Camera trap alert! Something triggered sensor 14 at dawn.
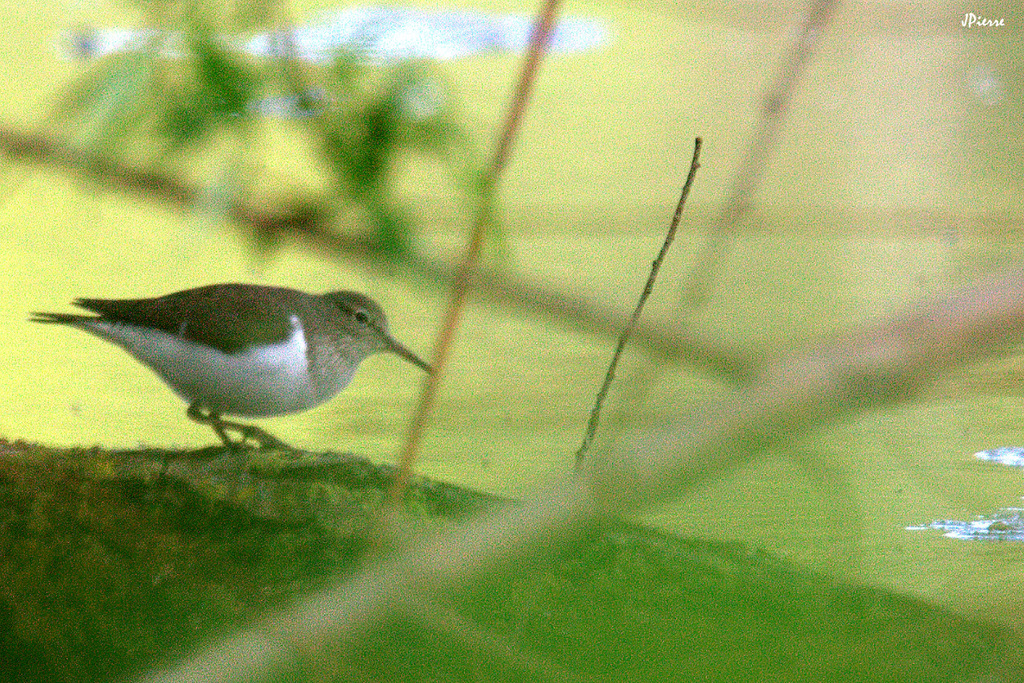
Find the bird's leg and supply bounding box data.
[186,402,293,451]
[186,402,235,448]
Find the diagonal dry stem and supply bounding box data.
[0,125,755,384]
[383,0,565,511]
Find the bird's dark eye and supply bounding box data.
[354,308,369,324]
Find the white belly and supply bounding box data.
[80,315,328,417]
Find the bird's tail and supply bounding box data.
[28,312,93,325]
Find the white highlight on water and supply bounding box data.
[59,4,610,65]
[905,446,1024,542]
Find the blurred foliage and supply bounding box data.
[161,31,258,145]
[48,0,499,261]
[311,56,480,256]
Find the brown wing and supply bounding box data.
[73,284,303,354]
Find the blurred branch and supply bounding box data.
[0,125,755,383]
[139,266,1024,683]
[398,591,584,683]
[683,0,841,306]
[585,0,843,496]
[386,0,563,509]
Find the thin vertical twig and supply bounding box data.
[575,138,703,469]
[384,0,564,510]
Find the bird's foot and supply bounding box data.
[186,403,296,453]
[230,422,294,451]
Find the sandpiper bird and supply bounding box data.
[32,283,431,449]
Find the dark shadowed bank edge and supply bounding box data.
[0,438,1022,683]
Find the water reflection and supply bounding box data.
[58,5,610,65]
[906,446,1024,541]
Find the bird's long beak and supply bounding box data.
[386,335,432,373]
